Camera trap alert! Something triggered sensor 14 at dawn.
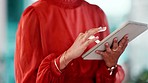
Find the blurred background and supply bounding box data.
[0,0,148,83]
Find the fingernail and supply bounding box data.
[125,34,128,38]
[95,50,99,53]
[88,35,95,39]
[98,27,106,32]
[96,36,99,39]
[105,42,108,46]
[114,37,118,41]
[95,40,100,43]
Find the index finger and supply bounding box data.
[85,28,103,39]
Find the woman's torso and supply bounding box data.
[32,0,109,82]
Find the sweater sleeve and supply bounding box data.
[15,6,65,83]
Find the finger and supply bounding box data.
[76,33,85,41]
[119,34,128,49]
[95,50,109,60]
[83,28,100,40]
[79,33,84,36]
[98,27,107,32]
[105,43,112,53]
[95,50,104,57]
[112,37,118,50]
[121,38,129,51]
[78,33,85,39]
[82,37,98,47]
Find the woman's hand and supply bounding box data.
[95,34,129,67]
[60,28,101,69]
[66,28,100,60]
[60,27,107,69]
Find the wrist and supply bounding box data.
[107,65,118,75]
[106,61,117,68]
[60,51,73,69]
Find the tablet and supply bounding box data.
[82,21,148,60]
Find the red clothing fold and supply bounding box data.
[15,0,125,83]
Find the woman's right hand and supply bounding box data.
[66,28,99,60]
[60,28,104,69]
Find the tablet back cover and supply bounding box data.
[82,21,148,60]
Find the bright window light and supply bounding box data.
[86,0,131,17]
[32,0,37,2]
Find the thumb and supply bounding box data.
[95,50,104,57]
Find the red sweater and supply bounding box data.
[14,0,125,83]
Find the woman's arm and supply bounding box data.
[15,6,65,83]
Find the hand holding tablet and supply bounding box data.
[82,21,148,60]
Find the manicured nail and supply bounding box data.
[95,50,99,53]
[98,27,106,32]
[88,35,95,39]
[114,38,118,43]
[125,34,128,38]
[114,37,117,41]
[96,36,99,39]
[105,42,108,45]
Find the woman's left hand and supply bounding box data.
[95,34,129,67]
